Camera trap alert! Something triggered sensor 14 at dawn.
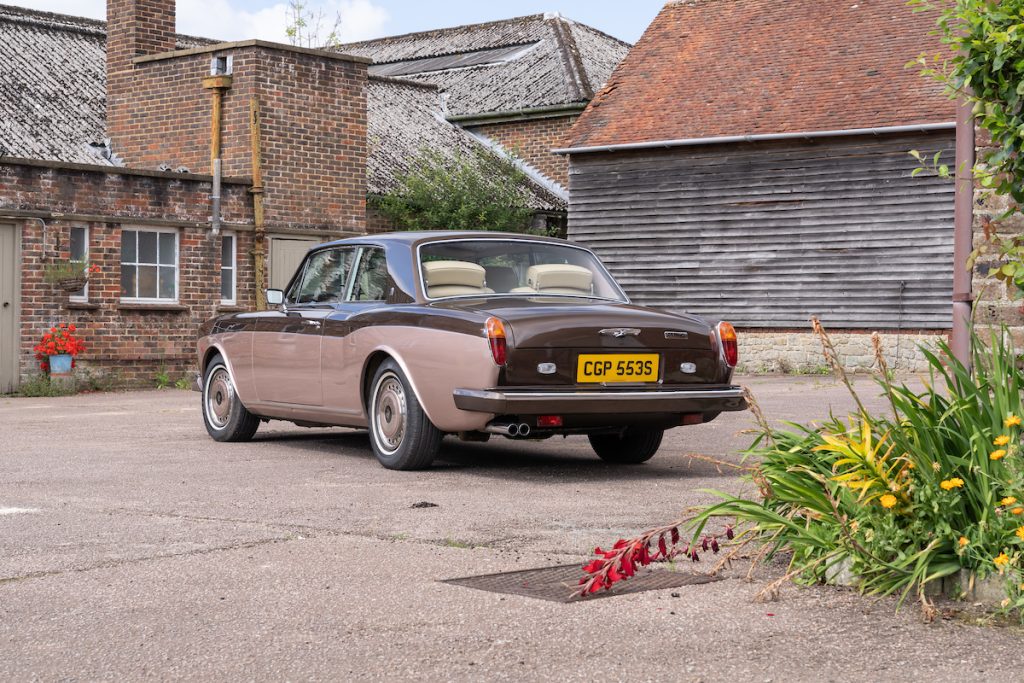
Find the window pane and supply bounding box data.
[221,268,232,301]
[138,232,157,264]
[352,249,387,301]
[296,249,349,304]
[158,266,175,299]
[138,265,158,299]
[158,232,175,265]
[221,235,234,268]
[121,230,136,262]
[121,265,137,298]
[70,227,87,261]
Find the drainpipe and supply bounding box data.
[202,74,233,237]
[249,96,268,311]
[951,98,975,367]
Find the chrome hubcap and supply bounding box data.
[373,373,407,455]
[206,368,234,430]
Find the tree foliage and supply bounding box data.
[372,147,538,233]
[912,0,1024,295]
[285,0,343,49]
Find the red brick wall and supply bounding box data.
[466,115,578,188]
[1,159,254,386]
[107,43,369,234]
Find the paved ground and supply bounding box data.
[2,375,1023,681]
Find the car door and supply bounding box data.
[253,247,354,405]
[322,246,390,414]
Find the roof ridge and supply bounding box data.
[0,2,106,36]
[362,40,540,66]
[339,13,551,49]
[546,13,594,101]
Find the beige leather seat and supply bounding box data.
[525,264,594,295]
[423,260,492,298]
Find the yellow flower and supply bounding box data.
[995,435,1011,447]
[958,536,969,548]
[1006,415,1022,428]
[992,449,1008,461]
[880,494,897,509]
[1016,526,1024,541]
[995,552,1011,572]
[1014,507,1024,516]
[940,478,965,491]
[1003,496,1018,506]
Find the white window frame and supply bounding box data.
[68,225,89,303]
[119,227,180,303]
[220,231,237,306]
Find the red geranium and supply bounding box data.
[33,323,86,373]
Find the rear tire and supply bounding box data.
[368,359,442,470]
[589,428,664,464]
[202,355,260,442]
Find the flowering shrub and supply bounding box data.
[33,323,86,373]
[578,323,1024,616]
[42,261,100,284]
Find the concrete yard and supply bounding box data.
[2,376,1023,681]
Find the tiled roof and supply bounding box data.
[0,4,209,164]
[340,13,630,119]
[368,76,563,210]
[0,3,563,210]
[568,0,955,149]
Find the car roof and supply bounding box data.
[317,231,573,250]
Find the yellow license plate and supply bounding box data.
[577,354,660,383]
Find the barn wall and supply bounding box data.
[567,132,956,331]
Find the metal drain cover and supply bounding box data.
[443,564,719,603]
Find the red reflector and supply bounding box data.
[537,415,563,428]
[682,413,703,426]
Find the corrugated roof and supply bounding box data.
[340,13,630,119]
[0,3,563,210]
[368,76,563,210]
[0,4,211,164]
[568,0,955,149]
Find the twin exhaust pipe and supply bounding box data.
[485,423,532,438]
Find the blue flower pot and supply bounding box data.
[49,354,73,375]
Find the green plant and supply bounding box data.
[579,323,1024,615]
[910,0,1024,296]
[372,147,537,233]
[14,373,78,397]
[154,367,171,389]
[174,377,191,391]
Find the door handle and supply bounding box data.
[2,302,8,308]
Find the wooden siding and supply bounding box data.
[567,132,956,329]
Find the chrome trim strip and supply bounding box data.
[454,387,746,402]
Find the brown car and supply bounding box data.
[197,232,747,470]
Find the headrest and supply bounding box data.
[423,260,486,288]
[526,264,593,292]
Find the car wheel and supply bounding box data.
[368,359,442,470]
[588,428,664,464]
[202,355,260,442]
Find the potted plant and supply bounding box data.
[33,323,86,376]
[43,261,99,293]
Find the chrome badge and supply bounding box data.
[599,328,641,338]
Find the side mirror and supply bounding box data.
[266,289,284,306]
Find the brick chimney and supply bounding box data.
[106,0,176,160]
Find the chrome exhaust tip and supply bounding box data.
[517,423,531,437]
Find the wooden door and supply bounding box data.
[0,223,18,393]
[269,237,320,291]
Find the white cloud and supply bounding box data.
[5,0,390,44]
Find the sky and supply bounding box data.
[6,0,665,44]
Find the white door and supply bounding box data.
[269,237,320,291]
[0,223,19,393]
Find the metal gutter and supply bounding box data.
[449,103,588,126]
[552,122,958,155]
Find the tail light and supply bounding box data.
[717,321,738,367]
[486,317,507,366]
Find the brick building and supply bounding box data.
[0,0,618,391]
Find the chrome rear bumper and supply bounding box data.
[453,386,747,415]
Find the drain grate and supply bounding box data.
[443,564,719,603]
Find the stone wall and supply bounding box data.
[0,158,254,386]
[736,329,947,375]
[465,115,578,189]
